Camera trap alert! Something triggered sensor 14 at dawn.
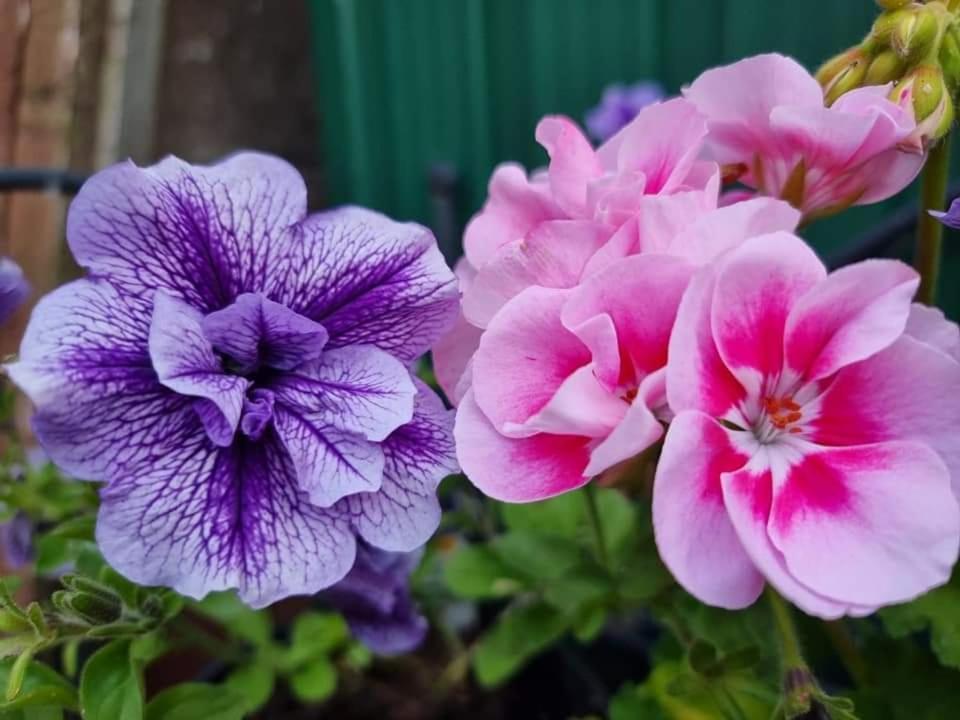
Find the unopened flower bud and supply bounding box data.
[62,591,123,626]
[891,65,955,145]
[866,50,906,84]
[876,0,912,10]
[892,7,941,63]
[816,47,864,89]
[872,9,911,48]
[823,51,869,105]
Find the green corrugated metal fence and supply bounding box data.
[308,0,960,312]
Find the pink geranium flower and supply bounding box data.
[685,53,924,220]
[434,99,716,406]
[451,200,800,503]
[654,233,960,618]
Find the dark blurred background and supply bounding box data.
[1,0,958,354]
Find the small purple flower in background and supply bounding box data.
[0,257,28,326]
[0,513,33,569]
[930,196,960,229]
[323,541,427,655]
[8,152,460,608]
[584,81,665,142]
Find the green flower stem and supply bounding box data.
[582,483,610,571]
[823,620,869,688]
[767,588,806,671]
[915,135,953,306]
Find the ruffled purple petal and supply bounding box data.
[149,292,248,446]
[6,279,187,481]
[272,407,385,508]
[267,207,459,364]
[96,422,356,608]
[201,292,328,373]
[930,196,960,230]
[66,153,307,311]
[269,346,415,442]
[336,380,458,552]
[0,258,28,326]
[323,542,427,655]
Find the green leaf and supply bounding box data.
[194,592,272,647]
[492,531,583,584]
[0,657,77,713]
[79,640,143,720]
[541,562,612,614]
[44,516,95,541]
[608,683,668,720]
[571,605,606,643]
[288,656,337,703]
[284,612,348,669]
[444,545,520,599]
[225,662,274,714]
[145,683,246,720]
[879,581,960,669]
[472,601,569,687]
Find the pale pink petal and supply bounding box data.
[720,455,864,619]
[652,411,764,609]
[585,369,665,476]
[463,164,561,268]
[609,98,709,194]
[850,146,925,206]
[462,220,608,326]
[767,442,959,606]
[535,116,603,217]
[686,53,824,125]
[455,390,590,502]
[586,171,648,227]
[684,54,824,165]
[433,259,481,406]
[663,198,801,265]
[433,316,481,407]
[711,233,826,389]
[559,311,621,390]
[509,364,626,438]
[563,254,695,380]
[905,303,960,361]
[666,265,746,420]
[784,260,918,381]
[811,334,960,495]
[471,286,588,433]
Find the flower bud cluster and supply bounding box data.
[818,1,960,146]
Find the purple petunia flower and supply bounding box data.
[930,196,960,229]
[0,513,33,569]
[7,153,460,607]
[584,81,665,143]
[0,257,28,326]
[323,541,427,655]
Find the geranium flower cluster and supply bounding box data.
[438,53,960,618]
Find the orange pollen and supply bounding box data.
[721,162,749,184]
[763,395,804,432]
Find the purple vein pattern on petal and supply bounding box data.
[6,279,187,481]
[10,152,459,607]
[337,379,459,551]
[96,425,356,608]
[149,291,248,446]
[67,153,307,311]
[267,207,459,363]
[202,292,329,373]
